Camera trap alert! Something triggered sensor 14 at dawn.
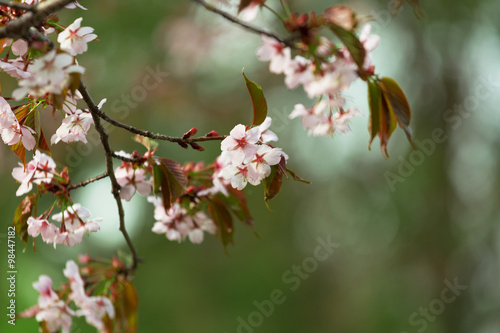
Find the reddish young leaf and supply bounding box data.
[242,71,268,127]
[10,141,26,165]
[207,199,234,249]
[284,167,311,184]
[133,134,158,151]
[155,158,187,211]
[263,156,287,209]
[379,77,415,148]
[378,88,398,158]
[114,278,138,333]
[226,187,254,227]
[13,194,38,246]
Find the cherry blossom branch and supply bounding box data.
[0,0,75,39]
[192,0,294,48]
[0,1,35,12]
[78,80,140,276]
[94,108,227,144]
[67,171,109,191]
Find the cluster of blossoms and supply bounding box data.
[114,151,153,202]
[217,117,288,190]
[256,24,379,136]
[0,14,98,150]
[149,198,217,244]
[29,260,114,333]
[11,151,101,247]
[27,203,101,248]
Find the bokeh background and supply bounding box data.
[1,0,500,332]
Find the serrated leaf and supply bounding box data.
[243,71,268,127]
[328,23,366,70]
[263,156,286,209]
[156,158,186,211]
[379,77,415,148]
[207,199,234,249]
[13,194,37,246]
[367,81,382,150]
[284,167,311,184]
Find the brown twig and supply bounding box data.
[94,109,227,145]
[192,0,294,48]
[0,0,75,39]
[78,80,140,276]
[67,172,109,191]
[0,1,36,12]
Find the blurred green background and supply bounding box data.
[1,0,500,332]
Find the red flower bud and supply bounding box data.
[182,127,198,139]
[190,143,205,151]
[205,130,219,137]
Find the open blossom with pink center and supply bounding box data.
[51,109,94,144]
[303,59,358,98]
[149,199,217,244]
[221,124,260,165]
[27,217,58,244]
[32,275,74,333]
[33,275,60,308]
[0,97,36,150]
[58,18,97,56]
[51,204,101,247]
[12,151,56,196]
[13,50,85,100]
[250,145,287,179]
[197,156,231,197]
[221,164,260,190]
[77,296,115,330]
[256,35,291,74]
[63,260,86,305]
[115,163,152,201]
[284,56,315,90]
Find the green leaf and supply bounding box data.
[367,80,382,150]
[379,77,415,148]
[13,194,37,247]
[243,70,268,126]
[133,134,158,151]
[207,199,234,249]
[328,23,366,70]
[263,156,287,209]
[156,158,186,211]
[378,86,398,158]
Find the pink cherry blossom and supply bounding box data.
[0,57,33,80]
[35,301,74,333]
[221,164,260,190]
[12,151,56,196]
[303,60,357,98]
[33,275,59,308]
[284,56,315,90]
[0,97,36,150]
[58,18,97,56]
[256,35,291,74]
[27,217,58,244]
[77,296,115,330]
[115,164,152,201]
[250,145,287,179]
[12,39,29,56]
[51,109,94,144]
[220,124,260,165]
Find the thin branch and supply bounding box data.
[78,80,140,276]
[192,0,294,48]
[0,1,36,12]
[112,152,146,163]
[94,108,227,144]
[0,0,74,39]
[67,172,109,191]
